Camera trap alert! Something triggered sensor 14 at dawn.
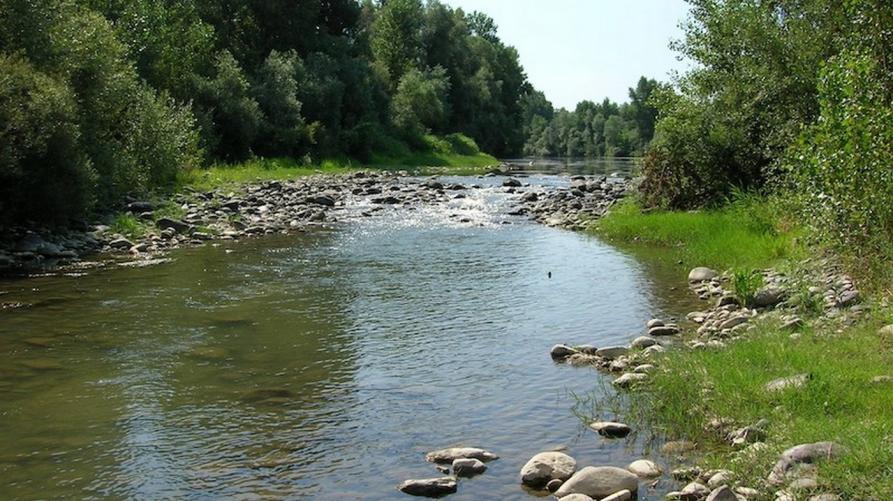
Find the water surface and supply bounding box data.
[0,173,696,499]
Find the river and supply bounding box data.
[0,163,700,499]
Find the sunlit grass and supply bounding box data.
[594,195,804,270]
[624,317,893,498]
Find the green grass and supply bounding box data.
[594,195,803,271]
[110,213,148,240]
[179,134,498,191]
[624,316,893,498]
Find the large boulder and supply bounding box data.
[425,447,498,464]
[519,451,576,487]
[397,477,457,497]
[689,267,718,283]
[554,466,638,499]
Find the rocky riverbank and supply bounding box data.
[0,169,629,277]
[547,259,870,501]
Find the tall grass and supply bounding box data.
[595,193,802,270]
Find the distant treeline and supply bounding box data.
[0,0,538,223]
[522,77,659,158]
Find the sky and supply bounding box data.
[441,0,692,110]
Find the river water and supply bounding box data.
[0,166,699,499]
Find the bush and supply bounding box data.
[0,54,92,224]
[786,49,893,273]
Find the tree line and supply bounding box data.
[0,0,537,224]
[521,77,659,158]
[638,0,893,265]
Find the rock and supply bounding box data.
[613,372,648,388]
[590,421,632,438]
[558,495,594,501]
[717,295,741,307]
[0,253,13,267]
[662,441,697,455]
[127,201,154,212]
[672,467,701,481]
[503,178,522,187]
[575,344,599,355]
[807,495,841,501]
[397,477,457,497]
[877,324,893,336]
[425,447,498,464]
[689,267,718,283]
[308,194,335,206]
[546,478,563,492]
[554,466,639,499]
[705,485,739,501]
[551,344,579,360]
[521,192,539,202]
[680,481,710,500]
[109,238,134,250]
[767,442,847,485]
[452,457,486,477]
[631,336,658,349]
[649,325,680,336]
[627,459,661,478]
[21,358,64,370]
[646,318,665,328]
[729,421,768,446]
[870,375,893,384]
[602,489,633,501]
[837,289,860,307]
[157,217,191,233]
[735,487,760,498]
[752,287,786,308]
[519,451,576,487]
[707,470,734,489]
[719,316,748,330]
[596,346,629,359]
[788,477,818,490]
[765,374,810,393]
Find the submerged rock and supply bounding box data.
[397,477,457,497]
[554,466,638,499]
[425,447,498,464]
[519,451,576,487]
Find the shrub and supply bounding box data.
[785,49,893,275]
[731,269,764,307]
[0,54,92,224]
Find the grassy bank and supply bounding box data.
[594,195,803,271]
[180,134,499,192]
[591,196,893,498]
[630,317,893,498]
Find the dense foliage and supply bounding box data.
[640,0,846,208]
[640,0,893,275]
[522,77,659,158]
[0,0,533,224]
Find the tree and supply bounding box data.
[371,0,423,88]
